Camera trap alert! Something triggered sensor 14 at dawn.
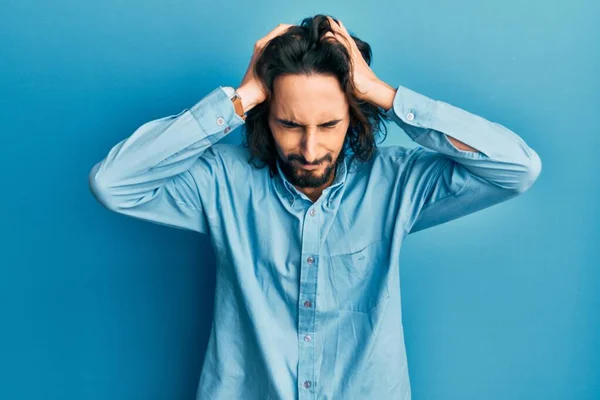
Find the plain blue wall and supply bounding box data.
[1,0,598,398]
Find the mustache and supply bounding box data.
[287,155,331,166]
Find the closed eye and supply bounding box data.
[277,118,342,129]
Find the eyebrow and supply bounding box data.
[275,118,343,127]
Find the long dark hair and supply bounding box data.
[241,14,390,177]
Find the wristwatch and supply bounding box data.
[222,86,246,120]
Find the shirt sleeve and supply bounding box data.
[385,85,542,235]
[88,86,245,234]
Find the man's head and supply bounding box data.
[268,73,349,189]
[242,14,389,190]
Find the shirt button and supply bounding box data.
[304,380,311,389]
[304,334,311,342]
[304,300,312,308]
[309,209,316,216]
[307,256,314,264]
[216,117,225,126]
[406,112,415,121]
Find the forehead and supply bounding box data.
[270,73,349,122]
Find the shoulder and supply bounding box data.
[211,142,250,163]
[373,144,421,164]
[351,145,447,187]
[373,145,454,188]
[352,145,422,176]
[202,142,262,179]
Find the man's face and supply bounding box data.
[268,73,350,190]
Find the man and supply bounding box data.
[89,15,541,400]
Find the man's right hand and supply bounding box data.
[236,23,294,114]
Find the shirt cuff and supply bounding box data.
[189,86,246,141]
[384,84,437,140]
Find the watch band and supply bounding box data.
[222,86,246,120]
[231,92,246,121]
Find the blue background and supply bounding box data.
[1,0,598,398]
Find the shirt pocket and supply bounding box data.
[329,239,390,313]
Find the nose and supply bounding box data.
[301,129,319,164]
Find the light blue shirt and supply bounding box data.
[89,85,542,399]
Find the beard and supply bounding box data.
[277,150,345,189]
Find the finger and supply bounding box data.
[321,31,337,42]
[336,19,350,36]
[322,30,350,53]
[331,18,363,61]
[258,23,294,47]
[327,17,347,36]
[326,17,353,50]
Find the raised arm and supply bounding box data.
[322,16,542,234]
[376,81,542,234]
[88,23,294,233]
[88,87,246,233]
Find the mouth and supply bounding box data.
[299,163,320,170]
